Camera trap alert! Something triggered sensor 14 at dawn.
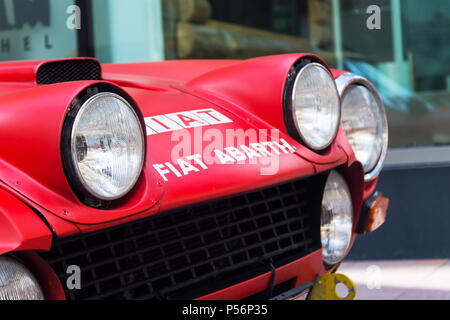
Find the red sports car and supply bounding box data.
[0,54,388,300]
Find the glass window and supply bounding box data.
[91,0,164,63]
[0,0,77,61]
[161,0,450,149]
[1,0,450,150]
[339,0,450,148]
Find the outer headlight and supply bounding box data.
[337,73,388,181]
[285,62,341,151]
[321,171,354,267]
[0,257,44,300]
[63,92,145,201]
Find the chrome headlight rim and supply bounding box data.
[284,60,341,152]
[336,73,389,182]
[62,87,146,204]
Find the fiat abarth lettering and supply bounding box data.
[144,109,234,135]
[153,138,297,181]
[0,53,390,300]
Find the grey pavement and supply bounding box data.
[339,260,450,300]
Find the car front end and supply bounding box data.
[0,53,389,300]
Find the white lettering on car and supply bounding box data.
[145,109,233,135]
[153,139,296,182]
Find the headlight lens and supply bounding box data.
[286,62,341,150]
[321,171,354,267]
[341,85,387,173]
[338,76,388,181]
[0,257,44,300]
[68,92,145,201]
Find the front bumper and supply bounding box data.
[199,253,357,301]
[271,273,356,300]
[199,250,323,300]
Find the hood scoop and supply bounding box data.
[36,58,102,84]
[0,58,102,85]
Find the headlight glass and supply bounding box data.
[321,171,353,267]
[0,257,44,300]
[69,92,145,200]
[341,84,388,176]
[288,63,341,150]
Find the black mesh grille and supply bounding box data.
[36,59,102,84]
[40,175,325,300]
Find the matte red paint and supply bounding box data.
[0,188,52,255]
[331,68,348,79]
[198,250,324,300]
[0,54,383,299]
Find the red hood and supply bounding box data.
[0,55,357,237]
[103,59,241,88]
[102,54,330,134]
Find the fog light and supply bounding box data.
[0,257,44,300]
[320,171,354,267]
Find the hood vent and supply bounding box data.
[36,59,102,85]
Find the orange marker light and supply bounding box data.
[359,193,389,234]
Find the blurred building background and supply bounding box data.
[1,0,450,260]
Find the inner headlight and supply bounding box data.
[321,171,354,267]
[338,74,388,181]
[0,257,44,300]
[285,62,341,151]
[63,91,145,201]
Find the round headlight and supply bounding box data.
[0,257,44,300]
[285,62,341,150]
[64,92,145,201]
[337,74,388,181]
[321,171,354,267]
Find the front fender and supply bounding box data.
[0,81,163,226]
[0,188,52,255]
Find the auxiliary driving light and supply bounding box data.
[320,171,354,267]
[0,257,44,300]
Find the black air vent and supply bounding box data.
[36,59,102,85]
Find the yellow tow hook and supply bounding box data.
[309,273,356,300]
